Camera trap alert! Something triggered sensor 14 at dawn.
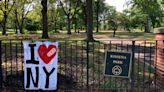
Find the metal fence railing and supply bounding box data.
[0,40,163,92]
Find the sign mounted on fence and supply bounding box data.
[104,51,132,78]
[23,41,58,90]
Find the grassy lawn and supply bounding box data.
[0,29,155,40]
[94,30,155,40]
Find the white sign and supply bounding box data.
[23,41,58,90]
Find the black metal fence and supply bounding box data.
[0,40,163,92]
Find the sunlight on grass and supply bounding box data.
[0,29,156,41]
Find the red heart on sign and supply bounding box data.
[38,44,57,64]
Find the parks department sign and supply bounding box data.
[104,51,132,78]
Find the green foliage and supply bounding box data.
[0,10,3,22]
[99,4,117,30]
[25,19,39,31]
[47,0,67,32]
[25,8,41,32]
[0,0,164,36]
[127,0,164,28]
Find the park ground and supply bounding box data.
[0,30,155,41]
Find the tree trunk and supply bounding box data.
[2,25,6,35]
[14,9,18,34]
[86,0,94,41]
[74,18,77,33]
[2,17,7,35]
[54,21,57,32]
[19,19,24,34]
[82,4,87,33]
[84,10,87,33]
[140,26,143,31]
[84,12,87,33]
[19,26,23,34]
[144,16,151,33]
[2,0,7,35]
[67,17,71,34]
[19,18,24,34]
[96,17,99,33]
[41,0,49,38]
[113,30,116,37]
[15,28,18,34]
[96,1,99,33]
[85,16,87,33]
[103,15,106,30]
[15,20,18,34]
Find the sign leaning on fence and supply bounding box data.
[23,41,58,90]
[104,51,132,78]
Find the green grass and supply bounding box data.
[94,30,155,40]
[0,29,156,41]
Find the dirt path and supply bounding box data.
[94,35,155,69]
[94,35,155,46]
[94,35,140,41]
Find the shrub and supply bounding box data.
[25,19,40,32]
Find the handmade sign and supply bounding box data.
[104,51,132,78]
[23,41,58,90]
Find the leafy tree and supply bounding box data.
[110,19,118,37]
[120,9,145,32]
[25,18,39,32]
[13,0,33,34]
[79,0,87,32]
[100,4,116,30]
[0,0,14,35]
[129,8,145,30]
[57,8,67,31]
[59,0,79,34]
[106,8,119,36]
[127,0,163,32]
[48,0,61,33]
[93,0,106,32]
[72,7,83,33]
[117,11,132,32]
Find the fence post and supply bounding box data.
[154,27,164,90]
[0,40,2,88]
[131,41,135,92]
[86,41,89,90]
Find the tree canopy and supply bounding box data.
[0,0,163,38]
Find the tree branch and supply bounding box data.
[72,0,80,18]
[24,0,34,18]
[59,0,69,16]
[7,0,15,15]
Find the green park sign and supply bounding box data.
[104,51,132,78]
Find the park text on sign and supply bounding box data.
[104,51,132,78]
[23,41,58,90]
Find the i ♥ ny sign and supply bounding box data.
[23,41,58,90]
